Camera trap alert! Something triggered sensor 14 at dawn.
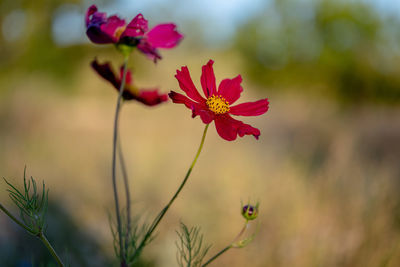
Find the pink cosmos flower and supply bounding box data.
[85,5,183,62]
[169,60,269,141]
[91,59,168,106]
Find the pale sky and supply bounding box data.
[46,0,400,45]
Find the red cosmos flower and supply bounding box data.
[85,5,183,61]
[169,60,269,141]
[91,59,168,106]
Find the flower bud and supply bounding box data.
[241,203,259,221]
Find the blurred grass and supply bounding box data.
[1,0,400,266]
[1,50,400,266]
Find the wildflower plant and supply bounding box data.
[175,222,212,267]
[1,4,269,267]
[0,169,64,266]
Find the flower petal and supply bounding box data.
[229,99,269,116]
[85,5,100,27]
[86,27,115,43]
[85,6,116,44]
[91,59,136,100]
[137,40,162,63]
[100,15,126,42]
[121,13,148,38]
[217,75,243,104]
[91,59,119,88]
[134,89,168,106]
[169,91,214,123]
[175,66,205,103]
[200,60,217,98]
[146,23,183,48]
[214,114,261,141]
[119,66,133,85]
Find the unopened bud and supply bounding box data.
[241,203,259,221]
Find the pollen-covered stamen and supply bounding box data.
[206,95,230,114]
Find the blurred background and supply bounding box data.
[1,0,400,266]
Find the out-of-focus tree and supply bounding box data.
[234,0,400,104]
[0,0,110,85]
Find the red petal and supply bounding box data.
[121,13,148,38]
[119,66,133,85]
[91,59,120,88]
[168,91,213,124]
[91,59,136,100]
[214,114,261,141]
[217,75,243,104]
[169,91,197,108]
[230,99,269,116]
[175,66,205,103]
[135,89,168,106]
[146,23,183,48]
[200,60,216,98]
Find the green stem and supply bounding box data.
[201,222,248,266]
[201,245,232,267]
[118,129,132,258]
[132,124,210,260]
[0,203,36,235]
[112,56,129,264]
[0,204,64,266]
[38,231,64,267]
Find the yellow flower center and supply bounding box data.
[206,95,230,114]
[114,25,127,39]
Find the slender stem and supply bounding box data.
[231,222,248,244]
[0,204,64,266]
[112,56,129,264]
[132,124,210,260]
[202,222,248,266]
[38,231,64,267]
[118,128,132,258]
[201,245,232,267]
[0,203,36,235]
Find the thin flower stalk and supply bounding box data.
[201,223,248,267]
[1,173,64,266]
[37,231,64,267]
[118,132,132,258]
[202,202,259,267]
[111,56,129,266]
[201,245,231,267]
[0,203,36,235]
[132,124,210,260]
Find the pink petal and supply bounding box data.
[100,15,126,42]
[137,40,162,63]
[200,60,217,98]
[175,66,205,103]
[217,75,243,104]
[85,6,116,43]
[121,13,148,38]
[146,23,183,48]
[85,5,99,26]
[135,89,168,106]
[168,91,214,124]
[230,99,269,116]
[214,114,261,141]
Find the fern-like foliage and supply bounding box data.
[175,222,211,267]
[4,168,48,235]
[109,212,154,264]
